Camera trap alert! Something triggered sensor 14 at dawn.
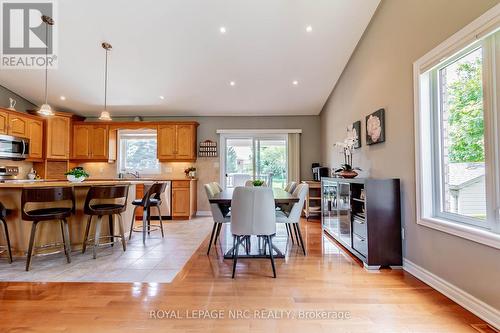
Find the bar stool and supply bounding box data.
[129,182,167,244]
[0,202,12,263]
[21,187,73,271]
[82,185,129,259]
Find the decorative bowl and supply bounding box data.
[67,175,86,182]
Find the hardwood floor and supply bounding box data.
[0,218,494,333]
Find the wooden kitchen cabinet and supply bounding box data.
[46,115,71,159]
[172,180,197,219]
[71,123,112,161]
[157,123,197,161]
[0,110,8,134]
[27,118,44,160]
[8,114,29,138]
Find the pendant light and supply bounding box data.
[99,42,112,121]
[38,15,54,116]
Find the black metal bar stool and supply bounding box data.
[21,187,74,271]
[0,202,13,263]
[82,185,129,259]
[129,182,167,244]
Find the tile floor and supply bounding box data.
[0,218,213,283]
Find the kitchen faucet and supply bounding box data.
[126,170,140,178]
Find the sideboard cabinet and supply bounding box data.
[321,177,402,269]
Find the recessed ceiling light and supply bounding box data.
[219,26,227,34]
[59,96,66,100]
[229,81,236,86]
[306,25,313,32]
[292,80,299,86]
[159,95,165,100]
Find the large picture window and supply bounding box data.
[414,8,500,248]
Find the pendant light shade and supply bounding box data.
[38,103,53,116]
[99,42,112,121]
[38,15,54,116]
[98,110,111,121]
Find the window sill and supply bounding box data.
[418,217,500,250]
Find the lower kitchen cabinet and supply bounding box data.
[172,179,197,219]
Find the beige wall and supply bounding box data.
[83,115,321,212]
[321,0,500,310]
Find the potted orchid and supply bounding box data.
[334,125,361,178]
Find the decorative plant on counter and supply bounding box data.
[252,179,265,186]
[65,167,89,182]
[334,125,362,178]
[184,166,197,179]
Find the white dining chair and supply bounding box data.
[231,186,277,278]
[284,181,297,193]
[204,183,230,255]
[276,183,308,255]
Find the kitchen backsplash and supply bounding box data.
[76,161,196,179]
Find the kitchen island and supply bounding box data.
[0,179,163,255]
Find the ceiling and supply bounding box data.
[0,0,380,117]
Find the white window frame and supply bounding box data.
[413,4,500,249]
[218,131,292,189]
[117,129,161,175]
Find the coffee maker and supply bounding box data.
[312,163,329,181]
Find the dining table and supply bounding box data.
[208,187,300,259]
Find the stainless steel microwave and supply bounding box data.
[0,134,29,160]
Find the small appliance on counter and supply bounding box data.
[0,166,19,180]
[312,163,329,181]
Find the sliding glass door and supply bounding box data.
[222,135,287,189]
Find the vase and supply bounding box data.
[339,170,358,178]
[188,171,196,179]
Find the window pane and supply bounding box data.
[439,48,486,220]
[119,131,160,173]
[257,139,287,188]
[225,138,253,188]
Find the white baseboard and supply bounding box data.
[196,211,212,216]
[403,258,500,329]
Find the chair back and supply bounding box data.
[284,181,297,193]
[21,187,74,219]
[84,185,129,215]
[231,187,276,236]
[288,183,309,222]
[204,183,226,223]
[143,182,167,204]
[209,182,222,195]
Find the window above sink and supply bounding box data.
[117,129,160,175]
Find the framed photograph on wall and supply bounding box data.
[352,120,361,148]
[366,108,385,145]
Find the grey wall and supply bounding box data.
[0,85,36,112]
[321,0,500,310]
[89,115,321,181]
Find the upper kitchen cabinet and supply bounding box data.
[70,122,116,161]
[46,114,71,160]
[0,109,44,160]
[27,118,44,160]
[0,110,8,134]
[8,113,29,138]
[157,123,198,161]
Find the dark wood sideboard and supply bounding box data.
[321,177,402,269]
